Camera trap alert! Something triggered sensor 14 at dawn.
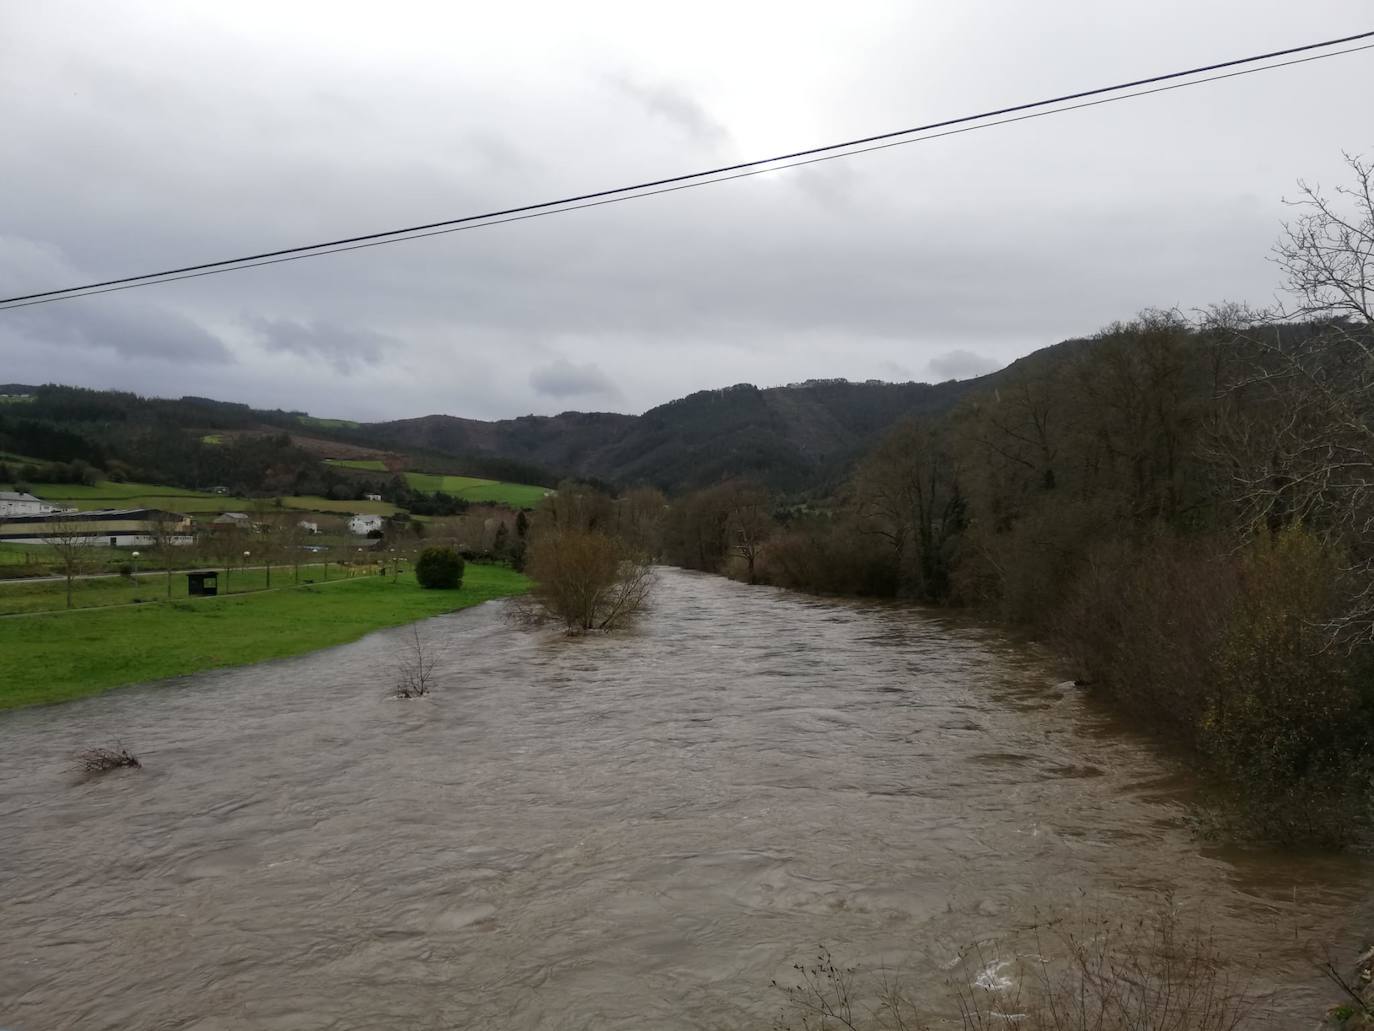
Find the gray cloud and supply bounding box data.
[605,73,729,146]
[0,1,1367,421]
[529,358,624,401]
[245,315,392,373]
[0,235,233,364]
[926,349,1000,381]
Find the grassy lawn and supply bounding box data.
[0,565,528,709]
[0,561,362,615]
[0,542,148,574]
[0,543,46,567]
[24,480,249,512]
[403,472,549,508]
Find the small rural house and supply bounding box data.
[363,493,383,502]
[211,512,254,532]
[297,519,320,534]
[348,513,384,535]
[0,491,62,517]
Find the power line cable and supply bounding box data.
[3,29,1372,311]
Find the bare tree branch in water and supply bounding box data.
[393,625,438,698]
[75,745,141,775]
[773,904,1257,1031]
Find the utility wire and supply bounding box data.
[3,30,1372,311]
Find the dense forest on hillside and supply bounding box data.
[1,373,987,496]
[332,377,986,493]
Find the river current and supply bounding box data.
[1,568,1370,1029]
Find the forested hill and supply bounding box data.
[0,373,994,494]
[364,377,987,492]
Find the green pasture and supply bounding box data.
[403,472,548,508]
[0,564,528,709]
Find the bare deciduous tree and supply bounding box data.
[854,418,964,599]
[394,625,438,698]
[523,528,654,633]
[1210,152,1374,646]
[723,481,774,585]
[145,511,185,599]
[45,516,95,610]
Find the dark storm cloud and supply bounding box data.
[529,358,624,401]
[245,315,392,373]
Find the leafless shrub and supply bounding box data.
[393,625,438,698]
[772,905,1258,1031]
[521,528,655,633]
[76,745,141,774]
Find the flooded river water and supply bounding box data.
[1,568,1370,1029]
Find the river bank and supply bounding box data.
[0,564,528,709]
[1327,943,1374,1028]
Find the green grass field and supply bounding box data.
[23,480,248,513]
[0,565,528,709]
[200,434,224,445]
[325,458,388,471]
[328,462,548,507]
[0,544,43,567]
[0,561,361,615]
[403,472,549,508]
[297,415,361,430]
[29,481,211,500]
[0,542,148,574]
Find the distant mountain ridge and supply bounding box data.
[360,377,991,492]
[1,370,1005,494]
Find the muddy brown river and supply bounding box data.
[1,569,1370,1029]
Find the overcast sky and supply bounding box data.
[2,2,1371,421]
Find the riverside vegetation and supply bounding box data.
[524,154,1374,849]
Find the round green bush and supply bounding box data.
[414,546,465,590]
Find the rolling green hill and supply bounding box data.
[401,473,548,507]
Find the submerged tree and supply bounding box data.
[524,528,654,633]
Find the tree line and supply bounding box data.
[636,153,1374,846]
